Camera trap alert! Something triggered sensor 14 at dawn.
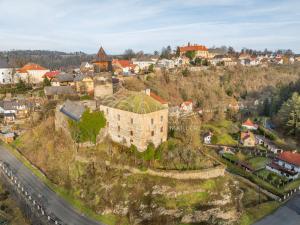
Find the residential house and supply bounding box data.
[15,63,49,84]
[112,59,137,75]
[0,132,15,143]
[44,86,77,100]
[0,100,31,119]
[132,58,156,71]
[179,43,209,59]
[92,47,112,73]
[44,71,60,80]
[210,55,237,66]
[51,73,75,86]
[156,59,175,69]
[255,135,283,154]
[267,151,300,180]
[240,131,256,147]
[173,56,190,67]
[80,62,94,73]
[0,58,13,84]
[55,100,86,133]
[180,100,193,114]
[242,119,258,130]
[100,90,168,151]
[3,113,16,124]
[74,74,94,95]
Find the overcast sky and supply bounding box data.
[0,0,299,54]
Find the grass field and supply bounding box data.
[247,157,270,170]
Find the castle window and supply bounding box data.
[151,131,154,136]
[161,116,163,122]
[151,118,154,125]
[131,118,133,124]
[118,126,120,132]
[118,114,120,121]
[130,131,133,136]
[160,127,163,132]
[130,139,133,143]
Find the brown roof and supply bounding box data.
[277,151,300,167]
[17,63,47,73]
[93,47,111,62]
[179,45,208,53]
[150,92,167,104]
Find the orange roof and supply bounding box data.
[242,119,256,127]
[179,45,208,53]
[182,100,193,106]
[113,59,134,68]
[17,63,47,73]
[44,71,60,79]
[278,151,300,167]
[150,92,167,104]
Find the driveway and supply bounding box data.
[0,145,103,225]
[254,193,300,225]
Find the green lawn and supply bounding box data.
[256,169,288,185]
[247,157,270,170]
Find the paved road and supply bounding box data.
[254,193,300,225]
[0,145,103,225]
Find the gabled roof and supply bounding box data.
[60,100,85,121]
[242,119,257,128]
[277,151,300,167]
[73,74,94,82]
[44,71,60,79]
[93,47,111,62]
[44,86,77,96]
[52,73,74,83]
[112,59,134,68]
[17,63,47,73]
[179,45,208,52]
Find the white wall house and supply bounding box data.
[15,63,49,84]
[132,59,156,70]
[0,59,13,84]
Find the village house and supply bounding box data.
[0,58,13,84]
[92,47,112,73]
[242,119,258,130]
[0,131,15,144]
[55,100,86,134]
[266,151,300,180]
[179,43,209,59]
[156,59,175,69]
[80,62,94,73]
[15,63,49,84]
[44,71,61,80]
[132,58,156,71]
[255,135,283,154]
[50,73,75,86]
[173,56,190,67]
[210,55,237,67]
[240,131,256,147]
[74,74,94,95]
[180,100,193,114]
[112,59,138,75]
[0,100,32,119]
[203,132,213,144]
[44,86,77,100]
[100,90,168,151]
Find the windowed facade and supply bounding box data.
[131,118,133,124]
[151,131,154,136]
[151,118,154,125]
[118,126,120,132]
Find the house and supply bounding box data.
[266,151,300,180]
[173,56,190,67]
[203,132,213,144]
[242,119,258,130]
[240,131,256,147]
[179,43,209,59]
[0,58,13,84]
[255,135,283,154]
[55,100,86,133]
[92,47,112,73]
[180,100,193,113]
[100,90,168,151]
[74,74,94,95]
[132,58,156,71]
[80,62,94,73]
[0,100,31,118]
[44,86,77,100]
[15,63,49,84]
[94,76,113,99]
[0,132,15,143]
[50,73,75,86]
[3,112,16,124]
[112,59,137,75]
[44,71,61,80]
[156,59,175,69]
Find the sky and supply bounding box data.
[0,0,299,54]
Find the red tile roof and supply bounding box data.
[113,59,134,68]
[44,71,60,79]
[17,63,47,73]
[278,151,300,167]
[179,45,208,53]
[150,92,167,104]
[242,119,256,127]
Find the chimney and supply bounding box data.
[188,42,190,47]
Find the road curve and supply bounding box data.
[254,193,300,225]
[0,145,104,225]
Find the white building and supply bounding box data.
[15,63,49,84]
[0,59,13,84]
[157,59,175,69]
[132,58,156,70]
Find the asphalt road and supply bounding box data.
[254,193,300,225]
[0,145,103,225]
